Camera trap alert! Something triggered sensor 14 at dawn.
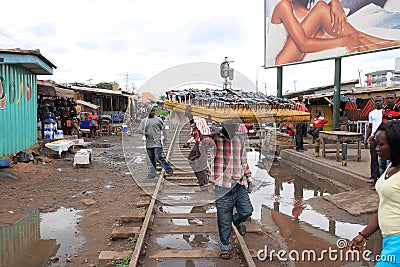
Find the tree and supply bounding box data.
[96,82,119,90]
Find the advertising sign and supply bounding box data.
[264,0,400,68]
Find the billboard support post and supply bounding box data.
[333,57,342,130]
[277,66,283,98]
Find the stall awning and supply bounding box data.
[76,100,99,109]
[37,80,56,96]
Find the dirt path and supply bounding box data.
[0,132,148,267]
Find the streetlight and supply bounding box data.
[256,65,265,93]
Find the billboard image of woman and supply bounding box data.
[265,0,400,67]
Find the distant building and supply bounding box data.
[364,57,400,87]
[140,92,156,103]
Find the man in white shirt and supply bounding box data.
[365,95,384,184]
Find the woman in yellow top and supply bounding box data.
[350,120,400,266]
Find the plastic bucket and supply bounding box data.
[122,124,128,133]
[54,130,64,139]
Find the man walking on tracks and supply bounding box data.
[203,123,253,259]
[138,106,173,178]
[294,95,308,152]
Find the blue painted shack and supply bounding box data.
[0,48,56,157]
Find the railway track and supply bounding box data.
[98,122,280,267]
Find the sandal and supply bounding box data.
[235,223,246,236]
[219,250,231,259]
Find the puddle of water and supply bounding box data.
[161,195,193,200]
[154,233,218,250]
[246,151,382,266]
[0,207,84,267]
[40,207,85,266]
[159,206,194,214]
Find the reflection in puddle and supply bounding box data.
[246,151,382,266]
[155,233,218,249]
[0,207,84,267]
[40,207,85,267]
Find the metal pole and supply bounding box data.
[333,58,341,130]
[277,66,283,98]
[342,143,347,166]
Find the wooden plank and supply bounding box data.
[165,176,197,180]
[120,213,146,222]
[111,226,140,240]
[153,224,262,234]
[160,199,214,206]
[149,249,219,258]
[164,182,201,187]
[156,213,216,219]
[99,251,132,267]
[131,200,150,207]
[154,225,218,233]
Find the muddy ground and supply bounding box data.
[0,129,378,267]
[0,132,148,267]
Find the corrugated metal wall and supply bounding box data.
[0,65,37,157]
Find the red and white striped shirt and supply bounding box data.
[202,132,252,188]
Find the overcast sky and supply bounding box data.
[0,0,399,96]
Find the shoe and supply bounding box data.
[367,179,375,184]
[165,170,173,177]
[296,148,305,152]
[219,250,231,259]
[235,223,247,236]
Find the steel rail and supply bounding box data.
[128,124,179,267]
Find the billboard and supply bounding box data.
[264,0,400,68]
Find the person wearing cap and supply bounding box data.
[138,106,173,178]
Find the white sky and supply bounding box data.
[0,0,399,96]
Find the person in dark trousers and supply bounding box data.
[138,106,173,178]
[294,95,308,152]
[202,123,253,259]
[379,92,400,175]
[365,96,384,184]
[187,122,209,191]
[88,111,98,139]
[308,111,328,142]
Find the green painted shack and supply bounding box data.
[0,48,56,157]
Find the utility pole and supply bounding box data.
[358,69,363,87]
[126,72,129,91]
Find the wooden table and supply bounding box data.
[45,140,75,158]
[319,131,363,162]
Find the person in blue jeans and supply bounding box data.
[202,123,253,259]
[138,106,173,178]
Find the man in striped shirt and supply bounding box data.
[202,123,253,259]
